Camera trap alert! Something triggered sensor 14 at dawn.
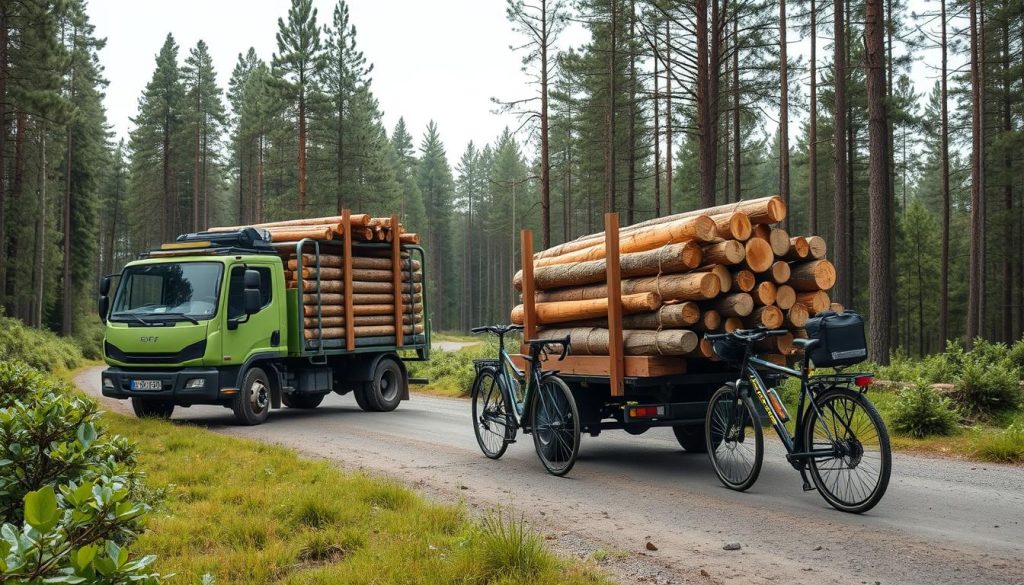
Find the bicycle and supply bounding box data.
[468,324,580,476]
[704,328,892,513]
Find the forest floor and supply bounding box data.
[75,365,1024,585]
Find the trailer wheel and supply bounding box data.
[672,424,708,453]
[282,393,325,409]
[131,398,175,419]
[232,367,271,425]
[364,358,405,412]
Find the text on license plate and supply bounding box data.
[130,379,162,391]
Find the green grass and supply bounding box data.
[101,412,609,584]
[432,331,481,344]
[409,343,495,397]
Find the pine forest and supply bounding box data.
[0,0,1022,364]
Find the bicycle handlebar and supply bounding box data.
[705,327,789,344]
[526,335,572,361]
[471,324,524,336]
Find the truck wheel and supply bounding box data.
[365,358,405,412]
[131,398,175,419]
[672,424,708,453]
[282,393,325,409]
[232,367,271,425]
[353,386,373,411]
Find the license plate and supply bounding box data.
[130,379,162,391]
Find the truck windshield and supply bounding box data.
[111,262,223,323]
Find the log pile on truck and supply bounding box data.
[511,196,837,367]
[207,212,426,348]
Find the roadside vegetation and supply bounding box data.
[408,341,493,397]
[778,338,1024,463]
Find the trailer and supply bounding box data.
[511,214,748,452]
[98,211,430,425]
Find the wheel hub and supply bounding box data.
[841,438,864,467]
[250,381,269,411]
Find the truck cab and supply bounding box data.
[99,228,429,424]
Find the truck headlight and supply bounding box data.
[184,378,206,389]
[102,377,114,390]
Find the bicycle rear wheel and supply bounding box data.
[471,369,514,459]
[802,387,891,513]
[530,375,580,476]
[705,384,763,491]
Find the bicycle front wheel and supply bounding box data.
[471,369,514,459]
[802,387,892,514]
[530,376,580,476]
[705,384,763,491]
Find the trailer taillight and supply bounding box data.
[628,405,665,419]
[855,375,874,388]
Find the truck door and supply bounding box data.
[221,264,283,363]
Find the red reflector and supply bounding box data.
[854,375,874,388]
[629,406,664,419]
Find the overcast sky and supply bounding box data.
[88,0,947,167]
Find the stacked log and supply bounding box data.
[208,212,425,347]
[512,195,838,364]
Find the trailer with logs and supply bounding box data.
[98,211,430,425]
[509,196,838,451]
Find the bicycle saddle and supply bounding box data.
[792,338,820,351]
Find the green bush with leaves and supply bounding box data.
[0,363,165,584]
[0,313,83,372]
[890,384,961,438]
[408,342,493,396]
[956,360,1021,416]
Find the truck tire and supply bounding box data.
[353,386,373,411]
[282,393,325,409]
[672,424,708,453]
[131,398,174,419]
[364,358,405,412]
[232,367,271,425]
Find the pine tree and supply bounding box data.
[272,0,322,217]
[182,39,226,231]
[417,121,455,330]
[388,118,427,232]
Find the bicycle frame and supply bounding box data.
[488,334,545,432]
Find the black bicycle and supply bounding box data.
[468,325,580,476]
[704,328,891,513]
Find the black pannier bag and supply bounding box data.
[804,310,868,367]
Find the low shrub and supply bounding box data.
[889,384,960,438]
[0,314,83,372]
[974,423,1024,464]
[955,360,1021,417]
[409,342,493,396]
[476,512,552,582]
[0,364,165,583]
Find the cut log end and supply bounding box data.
[743,238,774,273]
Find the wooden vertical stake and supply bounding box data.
[605,213,624,397]
[390,214,404,347]
[521,229,536,342]
[342,209,355,351]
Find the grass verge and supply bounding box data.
[99,411,608,584]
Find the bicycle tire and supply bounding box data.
[530,375,580,476]
[705,384,763,491]
[471,368,514,459]
[802,387,892,514]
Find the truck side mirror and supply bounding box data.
[243,269,262,315]
[98,295,109,323]
[100,275,111,296]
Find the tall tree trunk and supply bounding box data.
[106,161,121,276]
[193,117,200,232]
[977,5,986,339]
[732,6,740,202]
[966,0,983,344]
[832,0,851,307]
[779,0,790,229]
[1002,16,1013,343]
[865,0,891,363]
[696,0,715,208]
[163,116,173,242]
[34,125,47,328]
[337,95,344,212]
[605,0,617,214]
[9,112,26,301]
[0,8,9,310]
[665,18,672,214]
[654,39,661,217]
[62,128,73,336]
[540,0,552,247]
[939,0,950,345]
[626,0,636,224]
[299,89,307,217]
[257,134,264,223]
[809,0,818,232]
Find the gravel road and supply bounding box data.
[76,366,1024,585]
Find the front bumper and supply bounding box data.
[101,367,229,404]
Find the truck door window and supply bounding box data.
[227,266,272,320]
